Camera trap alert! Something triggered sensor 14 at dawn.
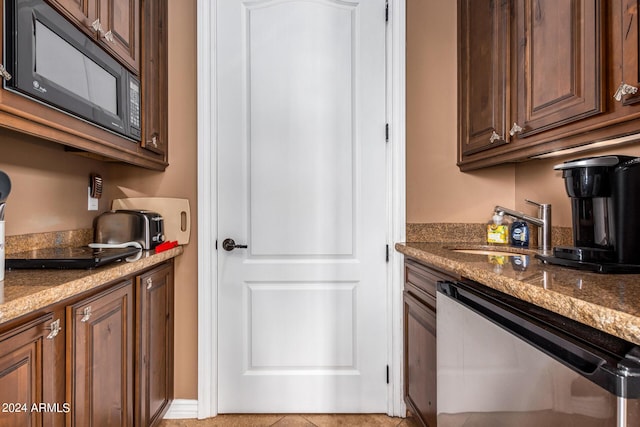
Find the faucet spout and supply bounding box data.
[494,200,552,253]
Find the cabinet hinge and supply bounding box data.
[386,244,389,262]
[385,1,389,23]
[386,365,390,384]
[385,123,389,142]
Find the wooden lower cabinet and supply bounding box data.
[404,260,458,427]
[67,280,135,427]
[136,263,174,427]
[404,291,437,427]
[0,314,64,427]
[0,261,175,427]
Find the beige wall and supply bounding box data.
[406,0,516,224]
[515,144,640,227]
[107,0,199,399]
[0,132,111,235]
[0,0,199,399]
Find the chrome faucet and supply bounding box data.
[494,199,552,253]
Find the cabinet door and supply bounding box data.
[513,0,604,137]
[135,263,174,427]
[0,314,62,427]
[140,0,168,158]
[404,291,437,427]
[97,0,140,73]
[47,0,97,33]
[619,0,640,106]
[458,0,511,157]
[67,281,134,427]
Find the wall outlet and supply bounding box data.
[88,187,99,211]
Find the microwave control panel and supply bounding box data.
[129,78,141,138]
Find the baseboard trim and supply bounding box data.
[164,399,199,419]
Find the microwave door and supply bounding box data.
[5,0,131,138]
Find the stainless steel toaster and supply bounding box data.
[94,210,165,249]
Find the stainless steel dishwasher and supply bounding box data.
[437,280,640,426]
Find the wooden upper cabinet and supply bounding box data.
[458,0,511,158]
[141,0,168,159]
[48,0,95,28]
[49,0,140,73]
[513,0,604,138]
[97,0,140,72]
[619,0,640,106]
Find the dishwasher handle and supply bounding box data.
[437,280,640,399]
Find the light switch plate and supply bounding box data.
[88,187,99,211]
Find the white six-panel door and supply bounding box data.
[216,0,388,413]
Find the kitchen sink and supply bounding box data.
[450,249,529,257]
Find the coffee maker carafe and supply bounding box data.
[537,155,640,273]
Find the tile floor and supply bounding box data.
[159,414,420,427]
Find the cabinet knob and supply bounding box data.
[80,306,92,322]
[146,277,153,290]
[489,131,503,144]
[103,30,115,43]
[509,122,523,136]
[46,319,62,339]
[0,64,12,81]
[613,82,639,101]
[148,135,158,148]
[90,19,103,33]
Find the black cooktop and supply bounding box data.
[6,246,142,269]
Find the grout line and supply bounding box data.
[300,414,320,427]
[268,415,287,426]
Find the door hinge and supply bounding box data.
[385,1,389,23]
[386,244,389,262]
[386,365,390,384]
[385,123,389,142]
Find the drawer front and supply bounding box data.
[405,259,455,299]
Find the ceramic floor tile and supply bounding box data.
[396,417,421,427]
[159,414,285,427]
[272,415,316,426]
[302,414,403,427]
[158,414,417,427]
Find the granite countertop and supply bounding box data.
[0,246,183,326]
[396,242,640,345]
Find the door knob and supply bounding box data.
[222,238,247,251]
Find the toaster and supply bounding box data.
[94,210,165,249]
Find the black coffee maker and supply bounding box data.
[537,155,640,273]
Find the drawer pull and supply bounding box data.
[46,319,61,339]
[489,130,502,144]
[103,30,115,43]
[91,19,103,33]
[0,64,12,81]
[146,277,153,290]
[613,82,638,101]
[80,306,92,322]
[509,122,523,136]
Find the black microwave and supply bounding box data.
[3,0,141,141]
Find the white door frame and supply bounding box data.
[196,0,406,419]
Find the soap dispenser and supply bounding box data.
[487,213,509,245]
[511,220,529,247]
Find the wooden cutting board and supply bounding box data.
[111,197,191,244]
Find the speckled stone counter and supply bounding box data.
[0,246,183,326]
[396,242,640,345]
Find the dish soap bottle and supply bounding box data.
[487,213,509,245]
[510,220,529,248]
